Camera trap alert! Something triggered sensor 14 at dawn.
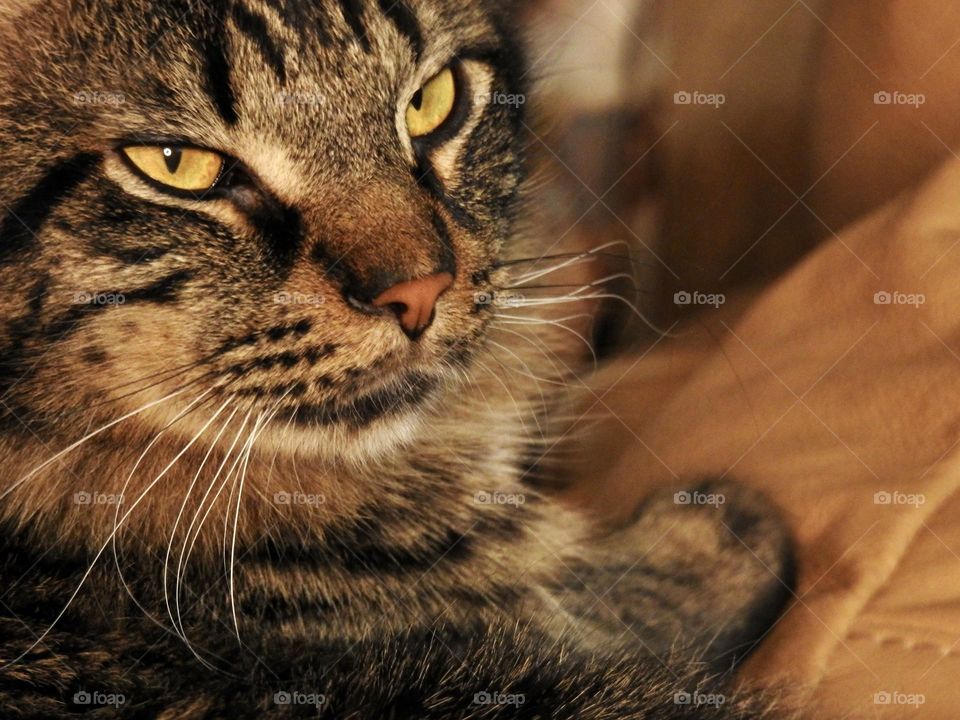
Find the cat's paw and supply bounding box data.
[631,479,795,667]
[550,480,794,672]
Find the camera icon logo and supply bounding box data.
[874,491,892,505]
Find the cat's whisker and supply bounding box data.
[504,256,599,287]
[499,241,636,283]
[90,353,217,402]
[86,363,221,414]
[494,269,640,306]
[482,350,548,440]
[456,367,499,421]
[491,314,598,368]
[228,390,292,646]
[484,338,555,424]
[109,388,222,634]
[263,405,299,492]
[0,384,194,504]
[228,410,268,645]
[471,359,539,440]
[0,388,217,672]
[164,399,240,646]
[175,408,254,656]
[568,272,642,298]
[488,326,576,388]
[521,291,668,336]
[498,282,649,295]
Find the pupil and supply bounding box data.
[162,147,182,174]
[411,89,423,111]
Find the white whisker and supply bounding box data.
[472,360,538,440]
[504,240,632,285]
[174,408,253,657]
[109,390,225,647]
[163,399,239,642]
[0,389,217,671]
[484,339,551,425]
[227,410,267,644]
[0,385,193,503]
[227,390,291,645]
[492,314,598,367]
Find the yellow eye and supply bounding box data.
[121,146,225,192]
[406,67,457,139]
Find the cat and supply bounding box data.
[0,0,794,717]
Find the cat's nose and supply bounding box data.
[371,272,454,341]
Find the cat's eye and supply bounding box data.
[121,146,225,192]
[406,67,457,139]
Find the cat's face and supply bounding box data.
[0,0,526,461]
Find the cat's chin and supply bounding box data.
[252,368,446,463]
[255,407,428,466]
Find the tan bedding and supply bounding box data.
[565,156,960,717]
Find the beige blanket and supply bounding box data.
[565,157,960,718]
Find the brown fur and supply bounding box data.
[0,1,793,717]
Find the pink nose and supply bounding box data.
[372,272,454,340]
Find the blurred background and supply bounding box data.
[520,0,960,352]
[517,5,960,715]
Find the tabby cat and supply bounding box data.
[0,0,794,717]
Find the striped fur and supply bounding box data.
[0,1,793,717]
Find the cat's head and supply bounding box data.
[0,0,528,462]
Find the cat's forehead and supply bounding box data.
[71,0,501,79]
[26,0,508,160]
